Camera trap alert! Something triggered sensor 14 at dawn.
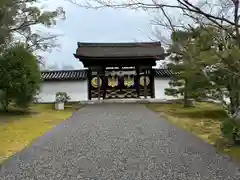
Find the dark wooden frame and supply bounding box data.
[75,53,159,100]
[150,68,155,98]
[86,66,155,100]
[87,68,92,100]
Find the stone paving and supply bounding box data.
[0,104,240,180]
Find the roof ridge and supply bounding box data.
[41,69,87,73]
[77,42,162,47]
[41,68,170,72]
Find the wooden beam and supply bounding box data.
[144,69,147,99]
[88,69,92,100]
[136,66,140,98]
[103,68,106,99]
[97,71,100,100]
[150,68,155,98]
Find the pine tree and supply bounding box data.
[165,30,211,107]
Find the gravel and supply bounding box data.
[0,104,240,180]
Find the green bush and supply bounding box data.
[0,44,41,111]
[221,118,235,140]
[221,117,240,145]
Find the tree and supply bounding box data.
[0,0,65,59]
[196,26,240,114]
[165,30,212,107]
[0,44,41,111]
[175,24,240,114]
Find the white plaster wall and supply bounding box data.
[37,81,88,103]
[154,77,180,100]
[38,78,179,102]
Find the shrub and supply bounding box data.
[221,118,235,140]
[55,92,70,103]
[0,44,41,111]
[221,118,240,145]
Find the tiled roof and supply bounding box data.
[41,70,88,81]
[41,69,173,81]
[75,42,165,58]
[154,69,173,77]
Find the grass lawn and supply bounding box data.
[0,103,81,164]
[147,102,240,162]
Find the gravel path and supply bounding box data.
[1,104,240,180]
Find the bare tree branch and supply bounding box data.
[67,0,239,27]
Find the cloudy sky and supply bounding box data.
[39,0,170,70]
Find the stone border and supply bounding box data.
[79,99,183,105]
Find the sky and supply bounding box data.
[39,0,171,70]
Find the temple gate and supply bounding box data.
[74,42,165,100]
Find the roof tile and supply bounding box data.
[41,69,173,81]
[154,69,173,77]
[41,70,88,81]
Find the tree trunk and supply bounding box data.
[183,91,188,107]
[235,77,240,113]
[3,100,9,112]
[183,79,194,107]
[3,93,9,112]
[183,79,188,107]
[229,94,235,115]
[235,91,239,112]
[227,76,237,115]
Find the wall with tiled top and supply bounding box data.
[37,78,179,102]
[37,81,88,103]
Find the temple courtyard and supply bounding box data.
[0,104,240,179]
